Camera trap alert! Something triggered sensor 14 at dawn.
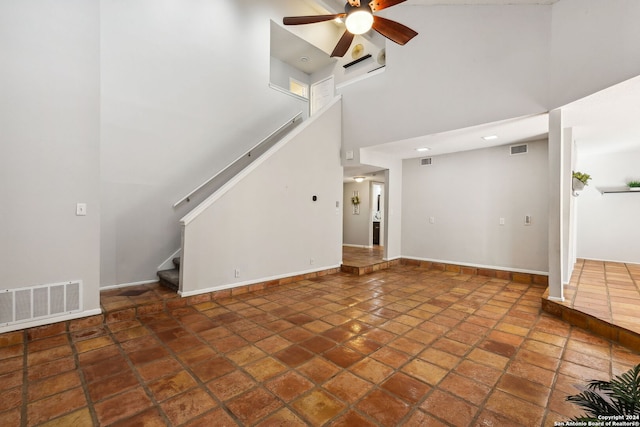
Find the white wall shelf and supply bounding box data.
[597,187,640,194]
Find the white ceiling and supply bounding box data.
[365,74,640,161]
[289,0,639,178]
[324,0,559,9]
[407,0,558,4]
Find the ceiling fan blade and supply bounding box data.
[372,16,418,45]
[368,0,407,12]
[331,30,355,57]
[283,14,345,25]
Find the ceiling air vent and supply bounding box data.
[510,144,528,155]
[420,157,432,166]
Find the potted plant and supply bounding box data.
[572,171,591,192]
[566,363,640,421]
[628,180,640,191]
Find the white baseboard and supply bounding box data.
[179,264,341,298]
[0,308,103,334]
[401,256,549,276]
[100,279,158,291]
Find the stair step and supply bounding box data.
[172,257,180,268]
[158,268,179,291]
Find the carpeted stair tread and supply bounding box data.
[158,268,179,291]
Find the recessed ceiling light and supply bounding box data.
[299,56,310,63]
[482,135,498,141]
[416,147,430,152]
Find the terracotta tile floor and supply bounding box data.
[561,259,640,335]
[3,264,640,426]
[342,245,384,267]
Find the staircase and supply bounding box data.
[157,257,180,291]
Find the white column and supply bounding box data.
[548,109,564,301]
[562,127,575,284]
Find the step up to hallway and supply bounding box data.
[157,257,180,291]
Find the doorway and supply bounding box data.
[371,181,384,247]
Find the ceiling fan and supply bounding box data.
[283,0,418,58]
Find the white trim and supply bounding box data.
[0,308,102,334]
[180,96,342,226]
[100,279,158,291]
[401,256,549,276]
[547,296,565,302]
[268,83,309,102]
[335,66,385,90]
[158,248,181,271]
[343,244,373,249]
[383,256,401,262]
[178,264,341,298]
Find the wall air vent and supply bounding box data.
[510,144,528,155]
[0,281,82,326]
[420,157,432,166]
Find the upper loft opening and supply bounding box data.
[269,18,386,102]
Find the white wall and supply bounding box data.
[180,99,343,295]
[550,0,640,108]
[340,5,551,150]
[0,1,101,318]
[100,0,313,287]
[401,140,549,273]
[575,146,640,264]
[343,181,371,247]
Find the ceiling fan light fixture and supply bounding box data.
[345,10,373,35]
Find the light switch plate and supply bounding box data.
[76,203,87,216]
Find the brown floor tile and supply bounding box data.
[496,373,550,407]
[351,357,394,383]
[6,258,640,427]
[382,372,431,403]
[207,370,257,401]
[27,387,87,426]
[298,357,341,383]
[28,371,82,401]
[227,387,281,425]
[183,408,239,427]
[148,370,198,402]
[265,371,314,402]
[28,356,76,382]
[93,387,152,425]
[324,371,373,403]
[293,389,347,425]
[403,359,448,386]
[439,372,491,406]
[191,356,236,382]
[356,389,411,425]
[485,389,545,426]
[421,389,479,426]
[159,388,217,425]
[244,357,288,382]
[36,408,93,427]
[87,369,139,402]
[275,345,314,367]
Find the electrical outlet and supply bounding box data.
[525,215,532,225]
[234,269,240,278]
[499,218,505,226]
[310,258,315,265]
[429,216,435,224]
[76,203,87,216]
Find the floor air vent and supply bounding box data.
[510,144,528,155]
[420,157,432,166]
[0,281,82,326]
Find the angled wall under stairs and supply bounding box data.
[175,98,343,297]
